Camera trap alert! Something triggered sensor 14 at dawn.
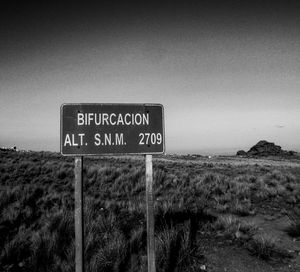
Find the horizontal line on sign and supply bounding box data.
[61,151,166,156]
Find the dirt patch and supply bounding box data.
[198,229,300,272]
[236,213,300,271]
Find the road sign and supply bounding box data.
[62,103,163,272]
[60,103,165,156]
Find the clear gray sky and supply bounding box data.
[1,1,300,154]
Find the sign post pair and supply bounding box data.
[61,103,165,272]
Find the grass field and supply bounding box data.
[0,150,300,271]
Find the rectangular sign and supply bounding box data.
[60,103,165,155]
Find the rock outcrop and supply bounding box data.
[236,140,297,157]
[247,140,282,156]
[236,150,247,156]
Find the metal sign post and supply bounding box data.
[146,154,156,272]
[74,157,84,272]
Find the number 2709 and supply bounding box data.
[139,133,162,145]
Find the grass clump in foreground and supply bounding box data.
[286,223,300,238]
[247,234,292,261]
[213,215,292,261]
[285,211,300,238]
[213,215,257,240]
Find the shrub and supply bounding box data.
[0,226,32,271]
[247,234,291,260]
[213,215,257,239]
[285,212,300,238]
[87,230,127,272]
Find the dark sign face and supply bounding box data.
[61,103,165,155]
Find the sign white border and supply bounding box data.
[60,103,165,156]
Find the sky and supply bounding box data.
[1,0,300,155]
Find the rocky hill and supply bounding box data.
[237,140,297,157]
